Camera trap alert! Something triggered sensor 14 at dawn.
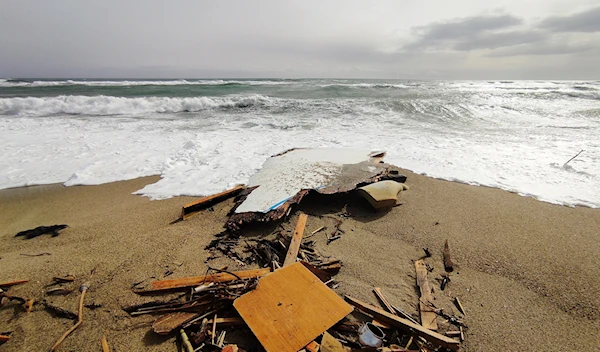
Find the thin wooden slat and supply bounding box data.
[139,268,271,293]
[373,287,395,313]
[234,262,352,352]
[344,296,459,351]
[0,279,29,287]
[415,259,438,330]
[181,185,245,220]
[283,213,308,267]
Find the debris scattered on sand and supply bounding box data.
[2,148,471,351]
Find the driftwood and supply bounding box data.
[344,296,460,351]
[136,268,271,293]
[283,213,308,266]
[0,335,9,343]
[15,225,68,239]
[179,185,245,222]
[454,297,466,316]
[415,259,437,330]
[50,283,89,351]
[443,240,453,272]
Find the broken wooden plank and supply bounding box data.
[344,296,459,351]
[137,268,271,293]
[443,239,453,272]
[0,279,29,288]
[283,213,308,267]
[152,312,200,335]
[181,185,245,221]
[234,262,352,352]
[207,317,245,327]
[373,287,395,314]
[306,341,320,352]
[415,259,437,330]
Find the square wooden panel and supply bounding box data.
[233,262,352,352]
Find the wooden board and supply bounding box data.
[283,213,308,267]
[182,185,245,220]
[344,296,459,351]
[138,268,271,293]
[152,312,200,335]
[233,262,352,352]
[415,259,438,330]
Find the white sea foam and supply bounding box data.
[0,79,290,87]
[1,82,599,208]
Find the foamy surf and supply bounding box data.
[0,79,598,208]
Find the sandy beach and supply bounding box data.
[1,171,599,352]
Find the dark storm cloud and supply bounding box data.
[540,5,600,33]
[405,14,524,50]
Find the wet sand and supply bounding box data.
[1,171,599,351]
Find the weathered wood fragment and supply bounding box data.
[181,185,245,221]
[373,287,395,313]
[0,280,29,288]
[101,335,110,352]
[152,312,200,335]
[180,329,194,352]
[0,335,9,343]
[443,239,453,272]
[139,268,271,293]
[454,297,465,315]
[283,213,308,266]
[234,262,352,352]
[415,259,437,330]
[344,296,459,351]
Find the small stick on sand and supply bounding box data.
[50,282,89,351]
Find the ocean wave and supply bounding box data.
[318,82,410,89]
[0,95,277,116]
[0,79,291,88]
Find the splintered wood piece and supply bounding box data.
[101,335,109,352]
[344,296,459,351]
[283,213,309,267]
[443,239,454,272]
[0,335,9,343]
[454,297,465,316]
[152,312,200,335]
[415,260,438,330]
[233,262,352,352]
[306,341,320,352]
[373,287,395,314]
[299,261,331,283]
[320,332,345,352]
[141,268,271,293]
[0,279,29,288]
[181,185,245,220]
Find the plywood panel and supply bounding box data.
[234,262,352,352]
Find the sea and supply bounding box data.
[1,78,599,207]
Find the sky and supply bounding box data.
[1,0,599,79]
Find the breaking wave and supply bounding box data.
[0,79,291,88]
[0,95,277,116]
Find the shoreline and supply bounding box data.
[1,171,599,351]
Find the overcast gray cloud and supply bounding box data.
[0,0,599,79]
[540,5,600,32]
